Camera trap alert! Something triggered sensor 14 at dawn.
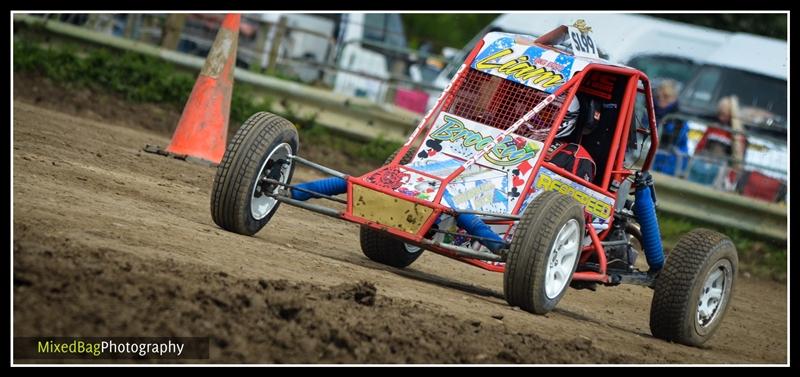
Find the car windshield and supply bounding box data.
[681,65,787,125]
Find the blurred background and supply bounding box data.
[22,12,786,203]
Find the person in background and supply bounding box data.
[654,79,680,122]
[651,80,689,176]
[687,96,746,190]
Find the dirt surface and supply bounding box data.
[12,86,788,364]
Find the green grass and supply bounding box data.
[295,121,401,164]
[13,38,273,125]
[13,36,398,164]
[658,212,786,281]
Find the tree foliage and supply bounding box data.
[647,13,786,40]
[401,13,499,50]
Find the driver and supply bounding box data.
[545,96,598,183]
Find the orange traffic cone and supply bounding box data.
[144,13,241,165]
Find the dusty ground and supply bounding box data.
[12,81,788,364]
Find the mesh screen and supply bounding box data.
[444,69,566,141]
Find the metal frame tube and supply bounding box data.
[430,228,512,248]
[288,154,348,179]
[420,239,504,262]
[455,209,521,220]
[263,178,347,204]
[600,239,629,247]
[272,195,343,218]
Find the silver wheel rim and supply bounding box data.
[403,243,422,254]
[544,219,580,299]
[250,143,293,220]
[696,259,732,329]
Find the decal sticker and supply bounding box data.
[470,33,576,93]
[524,167,615,220]
[443,168,509,213]
[420,112,543,168]
[364,167,441,201]
[407,112,545,213]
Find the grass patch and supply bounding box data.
[659,212,786,281]
[13,36,399,164]
[296,121,401,164]
[13,38,272,125]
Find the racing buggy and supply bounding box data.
[210,23,738,346]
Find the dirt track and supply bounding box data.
[12,90,787,363]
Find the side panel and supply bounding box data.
[405,112,545,214]
[523,167,615,228]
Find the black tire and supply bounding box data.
[504,191,585,314]
[650,229,738,346]
[359,147,424,268]
[210,112,299,236]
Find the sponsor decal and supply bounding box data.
[470,33,576,92]
[475,48,566,88]
[533,168,613,219]
[429,114,540,166]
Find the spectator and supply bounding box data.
[687,96,745,189]
[654,79,680,122]
[652,80,689,176]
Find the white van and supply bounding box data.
[256,13,408,102]
[433,13,732,91]
[330,13,407,102]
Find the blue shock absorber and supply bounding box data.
[290,177,347,201]
[456,214,506,253]
[633,172,664,272]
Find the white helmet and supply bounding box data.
[556,97,580,138]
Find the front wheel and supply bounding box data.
[210,112,298,236]
[649,229,738,346]
[504,191,585,314]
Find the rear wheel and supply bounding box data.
[210,112,298,236]
[504,191,584,314]
[649,229,738,346]
[359,147,424,268]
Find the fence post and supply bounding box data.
[85,14,100,30]
[266,16,287,76]
[253,20,271,72]
[123,14,143,40]
[160,14,187,50]
[123,15,134,38]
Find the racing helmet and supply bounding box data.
[555,97,580,138]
